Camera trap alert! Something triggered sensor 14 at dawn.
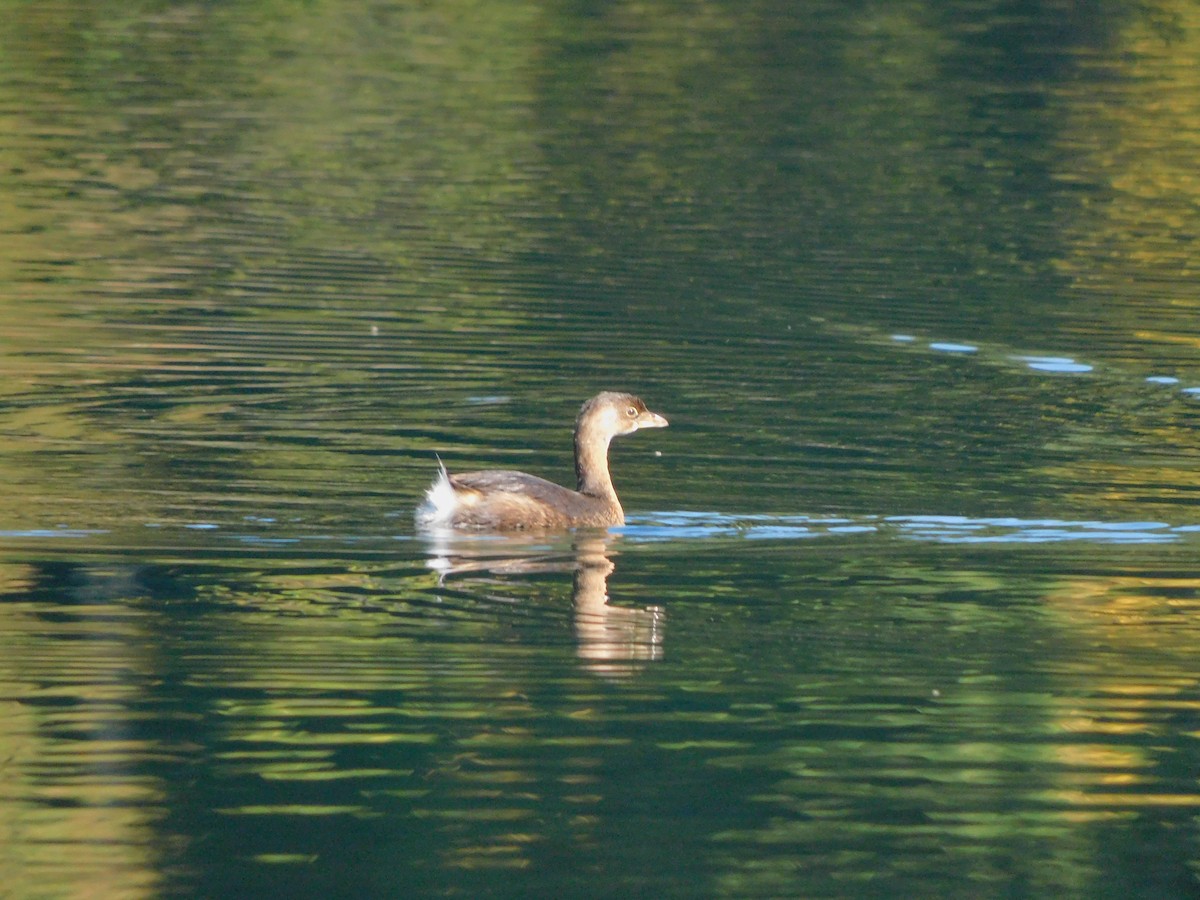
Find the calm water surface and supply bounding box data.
[3,1,1200,897]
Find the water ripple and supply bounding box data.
[625,511,1197,545]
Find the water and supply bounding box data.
[3,1,1200,896]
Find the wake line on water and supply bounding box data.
[828,319,1200,397]
[624,512,1200,545]
[5,513,1197,550]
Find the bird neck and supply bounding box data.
[574,423,618,504]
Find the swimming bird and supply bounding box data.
[416,392,668,530]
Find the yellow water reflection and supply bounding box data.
[0,564,163,899]
[1042,568,1200,813]
[1055,2,1200,304]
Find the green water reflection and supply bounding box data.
[4,540,1200,897]
[3,0,1200,896]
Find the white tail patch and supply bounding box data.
[415,457,460,529]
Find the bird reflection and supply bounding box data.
[421,529,663,676]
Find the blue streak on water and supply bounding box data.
[466,395,512,405]
[0,528,108,539]
[624,512,1192,545]
[1012,355,1094,374]
[885,515,1174,544]
[881,328,1200,389]
[2,514,1193,551]
[928,342,978,354]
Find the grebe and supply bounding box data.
[416,392,668,530]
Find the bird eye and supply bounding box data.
[626,406,638,417]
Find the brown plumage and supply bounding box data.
[416,392,668,530]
